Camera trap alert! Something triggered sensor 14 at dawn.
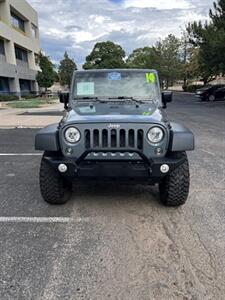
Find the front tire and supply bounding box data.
[39,152,72,204]
[159,152,190,207]
[209,94,215,101]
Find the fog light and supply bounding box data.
[58,164,67,173]
[155,147,163,155]
[160,164,169,174]
[66,147,73,155]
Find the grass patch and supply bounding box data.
[6,97,57,109]
[0,95,19,101]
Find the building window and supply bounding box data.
[15,46,28,62]
[0,39,5,55]
[0,77,10,94]
[31,24,37,38]
[19,79,31,95]
[11,12,25,32]
[35,53,39,65]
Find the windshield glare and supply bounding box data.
[73,71,160,103]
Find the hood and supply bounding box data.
[196,87,210,92]
[62,102,167,125]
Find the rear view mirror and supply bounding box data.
[162,91,173,109]
[59,92,69,109]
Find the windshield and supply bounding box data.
[199,85,212,90]
[72,70,161,103]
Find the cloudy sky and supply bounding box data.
[28,0,213,68]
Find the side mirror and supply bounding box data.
[59,92,69,109]
[162,91,173,109]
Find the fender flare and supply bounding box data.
[168,122,195,152]
[35,124,60,151]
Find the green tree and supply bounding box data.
[83,41,125,69]
[36,52,55,91]
[58,52,77,87]
[127,35,182,88]
[155,34,183,88]
[187,0,225,83]
[53,70,59,82]
[180,30,192,90]
[126,47,159,69]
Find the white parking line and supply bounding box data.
[0,217,74,223]
[0,153,42,156]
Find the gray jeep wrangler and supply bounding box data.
[35,69,194,206]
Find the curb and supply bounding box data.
[0,126,43,129]
[169,91,195,95]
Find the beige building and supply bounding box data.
[0,0,40,96]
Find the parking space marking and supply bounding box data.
[199,148,216,157]
[0,217,74,223]
[0,153,42,156]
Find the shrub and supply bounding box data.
[184,84,203,93]
[22,93,39,99]
[0,95,19,102]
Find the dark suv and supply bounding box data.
[196,84,224,101]
[35,69,194,206]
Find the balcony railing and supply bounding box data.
[16,59,29,68]
[11,25,26,36]
[0,17,27,36]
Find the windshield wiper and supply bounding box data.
[108,96,145,104]
[74,96,106,102]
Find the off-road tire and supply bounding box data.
[40,152,72,204]
[159,152,190,206]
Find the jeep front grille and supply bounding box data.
[84,129,144,150]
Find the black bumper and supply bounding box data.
[43,151,185,184]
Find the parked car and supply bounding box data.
[195,84,225,101]
[35,69,194,207]
[214,86,225,100]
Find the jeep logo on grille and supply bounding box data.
[107,124,121,129]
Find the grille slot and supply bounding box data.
[85,129,90,149]
[102,129,108,147]
[84,128,144,151]
[137,129,144,150]
[111,129,117,147]
[120,129,126,147]
[93,129,99,147]
[128,129,135,147]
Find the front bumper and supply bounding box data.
[195,94,205,100]
[44,150,185,184]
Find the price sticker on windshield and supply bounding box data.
[146,73,155,84]
[77,82,94,95]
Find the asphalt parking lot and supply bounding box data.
[0,94,225,300]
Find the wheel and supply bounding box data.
[209,94,215,101]
[39,152,72,204]
[159,152,190,207]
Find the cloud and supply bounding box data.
[27,0,213,69]
[123,0,192,10]
[64,25,83,31]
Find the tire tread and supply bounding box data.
[159,152,190,206]
[39,153,71,204]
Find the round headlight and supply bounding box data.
[147,127,164,144]
[64,127,81,143]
